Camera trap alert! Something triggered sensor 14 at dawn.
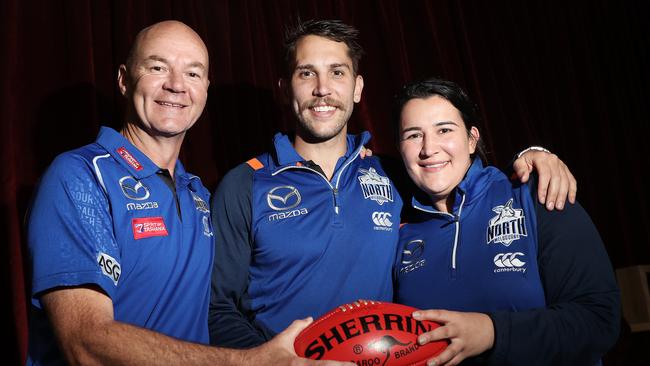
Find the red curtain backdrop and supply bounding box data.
[2,1,648,364]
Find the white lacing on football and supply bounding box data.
[339,299,378,312]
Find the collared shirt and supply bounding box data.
[27,127,214,365]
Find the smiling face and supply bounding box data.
[399,96,479,212]
[118,21,210,138]
[288,35,364,143]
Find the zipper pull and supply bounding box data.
[333,187,340,214]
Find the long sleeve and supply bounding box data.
[487,182,620,365]
[208,163,273,348]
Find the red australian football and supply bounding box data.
[294,300,448,366]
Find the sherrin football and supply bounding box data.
[294,300,448,366]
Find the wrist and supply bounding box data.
[517,146,550,159]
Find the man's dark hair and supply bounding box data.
[393,77,488,163]
[283,19,364,76]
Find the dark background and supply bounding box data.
[2,1,648,364]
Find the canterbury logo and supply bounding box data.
[493,252,526,268]
[372,212,393,227]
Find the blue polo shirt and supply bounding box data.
[27,127,214,365]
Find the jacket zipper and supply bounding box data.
[413,193,466,270]
[451,194,466,270]
[272,148,362,215]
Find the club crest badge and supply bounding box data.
[486,198,527,246]
[358,167,393,205]
[191,192,210,213]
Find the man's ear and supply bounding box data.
[353,75,364,103]
[277,78,290,104]
[117,64,129,96]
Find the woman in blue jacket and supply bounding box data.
[393,78,620,365]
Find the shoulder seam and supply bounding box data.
[246,158,264,171]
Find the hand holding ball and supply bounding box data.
[294,300,448,366]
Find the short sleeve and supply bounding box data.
[28,153,120,307]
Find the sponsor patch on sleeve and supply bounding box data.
[97,252,121,285]
[132,216,169,240]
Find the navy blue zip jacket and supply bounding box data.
[395,158,620,365]
[209,132,402,348]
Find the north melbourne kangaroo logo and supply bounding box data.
[486,198,527,246]
[358,168,393,205]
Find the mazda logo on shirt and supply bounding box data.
[401,239,425,265]
[119,176,150,201]
[267,186,301,211]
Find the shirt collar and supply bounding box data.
[96,126,187,181]
[411,158,486,214]
[272,131,371,167]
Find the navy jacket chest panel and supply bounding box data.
[475,184,539,259]
[338,165,400,227]
[397,185,544,311]
[250,161,401,263]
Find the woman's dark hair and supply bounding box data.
[393,77,488,163]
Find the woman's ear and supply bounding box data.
[469,126,480,154]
